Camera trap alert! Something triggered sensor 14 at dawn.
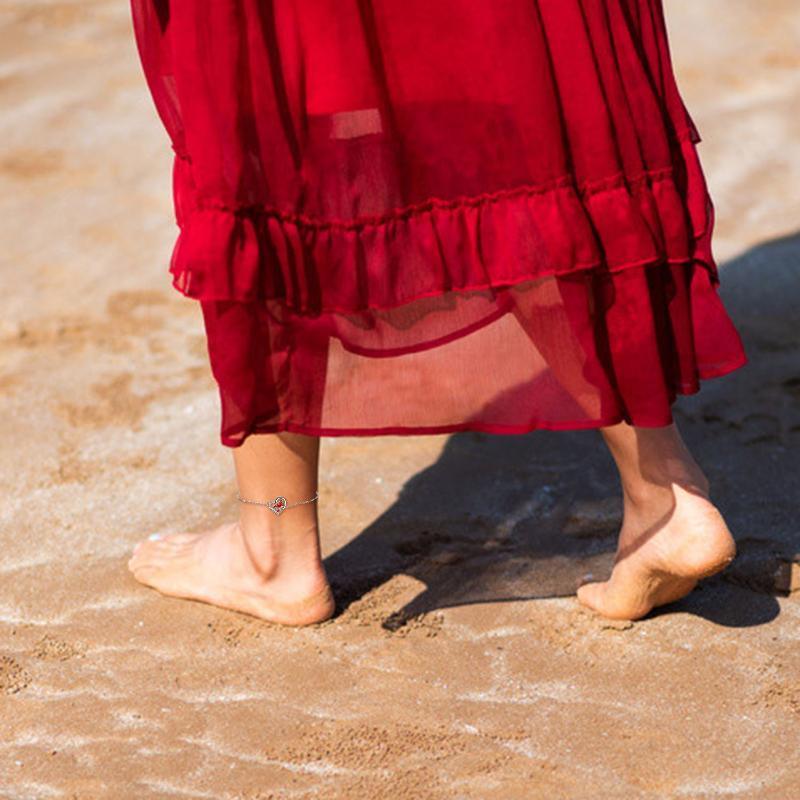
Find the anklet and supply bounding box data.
[236,490,319,516]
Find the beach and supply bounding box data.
[1,2,799,797]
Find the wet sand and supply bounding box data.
[1,2,799,797]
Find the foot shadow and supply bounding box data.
[322,231,800,630]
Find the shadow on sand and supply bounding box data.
[323,231,800,630]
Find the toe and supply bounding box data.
[576,581,605,612]
[131,537,158,557]
[131,565,161,589]
[129,540,170,570]
[138,543,177,568]
[130,532,190,558]
[128,547,148,570]
[161,532,198,546]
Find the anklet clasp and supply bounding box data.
[236,490,319,516]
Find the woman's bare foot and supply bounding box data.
[576,483,736,620]
[577,422,737,620]
[127,517,335,626]
[128,430,334,626]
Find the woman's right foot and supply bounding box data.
[576,482,737,621]
[127,517,335,626]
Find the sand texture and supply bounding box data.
[1,1,799,798]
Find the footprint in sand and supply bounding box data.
[31,634,86,662]
[0,655,31,694]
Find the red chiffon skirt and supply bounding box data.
[130,0,747,447]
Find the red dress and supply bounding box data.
[130,0,747,447]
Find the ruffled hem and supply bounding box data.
[169,131,718,314]
[198,254,748,447]
[215,356,747,448]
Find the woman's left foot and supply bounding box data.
[127,518,335,626]
[576,483,737,620]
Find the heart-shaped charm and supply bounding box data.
[269,496,288,515]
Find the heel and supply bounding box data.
[694,554,736,580]
[267,584,336,626]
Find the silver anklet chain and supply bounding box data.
[236,490,319,516]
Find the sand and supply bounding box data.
[1,2,799,798]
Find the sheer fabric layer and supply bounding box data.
[130,0,747,446]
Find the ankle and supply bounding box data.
[601,422,711,506]
[237,510,324,578]
[621,465,710,513]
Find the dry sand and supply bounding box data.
[1,2,799,798]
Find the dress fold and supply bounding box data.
[131,0,747,447]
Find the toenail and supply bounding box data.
[148,533,163,541]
